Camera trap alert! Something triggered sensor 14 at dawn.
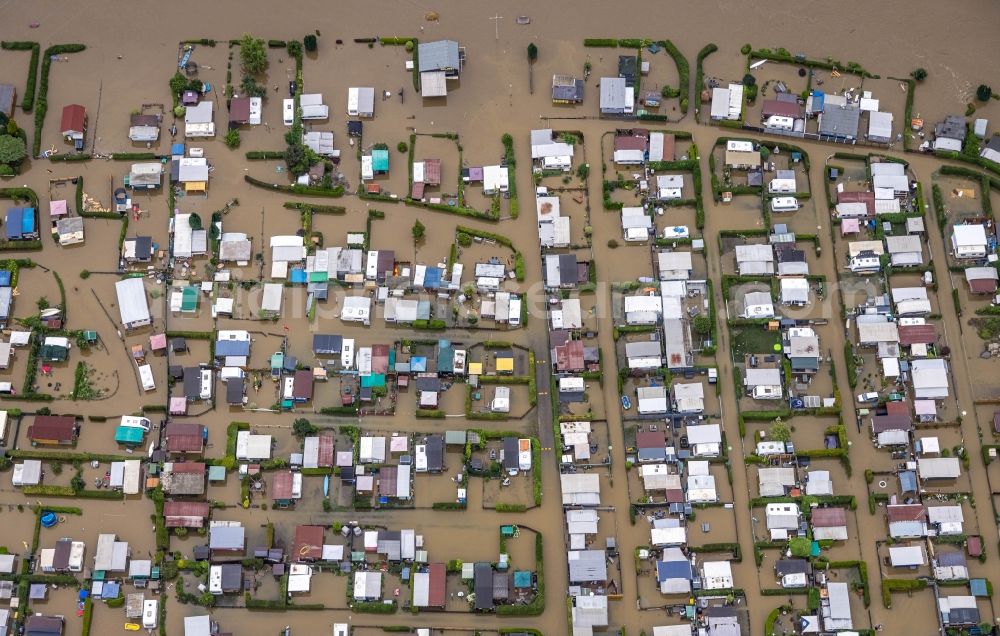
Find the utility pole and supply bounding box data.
[489,14,502,40]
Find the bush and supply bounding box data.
[404,40,414,53]
[239,34,267,74]
[607,239,619,248]
[303,35,317,52]
[224,128,241,149]
[396,141,408,153]
[911,68,928,81]
[977,84,993,102]
[740,43,752,55]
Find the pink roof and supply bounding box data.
[169,396,188,415]
[49,200,67,217]
[914,400,937,416]
[149,333,167,351]
[390,436,408,453]
[841,218,860,235]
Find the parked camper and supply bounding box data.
[765,115,794,131]
[120,416,151,431]
[342,339,355,369]
[138,364,156,392]
[770,197,800,212]
[142,600,158,629]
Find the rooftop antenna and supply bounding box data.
[489,14,502,40]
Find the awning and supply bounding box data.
[184,181,207,192]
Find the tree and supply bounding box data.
[741,73,756,87]
[292,418,317,438]
[767,420,791,442]
[286,40,302,59]
[412,219,426,244]
[527,43,538,63]
[239,34,268,75]
[692,314,712,335]
[910,68,928,82]
[576,163,589,180]
[404,40,415,53]
[224,129,241,149]
[188,212,203,230]
[976,84,993,102]
[169,72,188,96]
[397,141,408,153]
[285,142,309,175]
[0,135,27,165]
[303,34,318,52]
[240,75,266,98]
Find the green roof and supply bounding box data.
[181,286,198,312]
[115,426,145,444]
[360,373,386,388]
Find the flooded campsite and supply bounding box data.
[0,1,999,636]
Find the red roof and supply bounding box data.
[884,401,910,417]
[293,370,313,400]
[164,422,205,453]
[837,191,875,215]
[422,159,442,185]
[317,434,335,467]
[887,504,926,522]
[272,470,295,500]
[427,563,447,607]
[27,416,76,443]
[372,344,390,374]
[229,97,251,124]
[294,525,324,561]
[969,278,998,294]
[170,462,206,474]
[897,324,937,345]
[636,429,666,450]
[762,99,802,119]
[163,501,210,527]
[665,487,685,503]
[614,135,648,152]
[661,134,676,161]
[554,340,585,371]
[378,465,398,497]
[967,536,982,557]
[810,507,847,527]
[410,181,425,199]
[60,104,86,134]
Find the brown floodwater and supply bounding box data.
[2,0,1000,633]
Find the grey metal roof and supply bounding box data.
[819,104,861,138]
[600,77,629,111]
[418,40,460,73]
[567,549,607,583]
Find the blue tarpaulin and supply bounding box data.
[5,208,23,239]
[410,356,427,372]
[289,268,307,284]
[215,340,250,357]
[0,271,10,287]
[423,267,443,289]
[21,208,35,235]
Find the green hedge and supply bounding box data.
[694,44,718,123]
[1,41,40,111]
[47,154,91,162]
[583,39,618,48]
[881,578,926,608]
[352,600,397,614]
[283,201,346,215]
[32,43,87,157]
[659,40,690,113]
[244,175,344,197]
[22,485,124,500]
[246,150,286,160]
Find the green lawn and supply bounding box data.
[731,327,781,357]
